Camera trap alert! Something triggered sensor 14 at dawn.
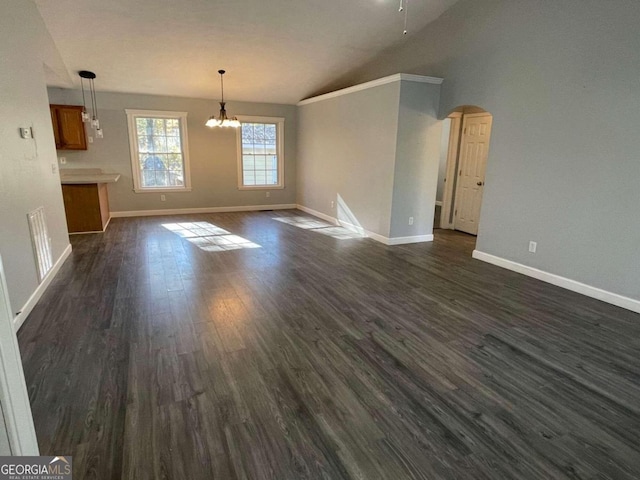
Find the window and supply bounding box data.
[125,109,191,192]
[236,116,284,189]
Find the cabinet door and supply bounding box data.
[55,106,87,150]
[50,106,62,149]
[62,184,103,232]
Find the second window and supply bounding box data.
[237,116,284,189]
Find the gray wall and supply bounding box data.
[336,0,640,300]
[0,0,71,314]
[297,79,442,240]
[389,81,442,238]
[47,89,297,213]
[296,82,401,237]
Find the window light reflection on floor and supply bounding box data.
[272,216,364,240]
[162,222,261,251]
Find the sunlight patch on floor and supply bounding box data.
[162,222,261,251]
[336,194,366,236]
[273,216,364,240]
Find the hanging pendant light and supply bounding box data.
[79,70,104,138]
[206,70,240,128]
[399,0,409,35]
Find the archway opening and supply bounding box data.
[435,106,493,249]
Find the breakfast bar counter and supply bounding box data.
[60,169,120,234]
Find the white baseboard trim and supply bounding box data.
[296,205,434,246]
[472,250,640,314]
[14,244,73,331]
[387,235,434,245]
[111,204,297,218]
[296,205,338,225]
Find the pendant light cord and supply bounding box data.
[403,0,409,35]
[80,77,87,111]
[220,73,225,103]
[90,77,98,120]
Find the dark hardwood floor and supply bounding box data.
[18,210,640,479]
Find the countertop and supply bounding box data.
[60,168,121,185]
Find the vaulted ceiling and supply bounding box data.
[35,0,457,104]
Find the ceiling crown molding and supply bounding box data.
[297,73,444,106]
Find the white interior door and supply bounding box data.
[454,113,493,235]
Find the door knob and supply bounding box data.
[477,181,484,186]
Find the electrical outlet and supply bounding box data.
[331,200,335,209]
[88,136,94,143]
[20,127,33,139]
[529,241,537,253]
[266,191,270,198]
[160,194,166,202]
[51,163,57,174]
[408,216,414,226]
[59,157,66,164]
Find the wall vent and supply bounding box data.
[27,207,53,282]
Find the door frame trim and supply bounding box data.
[0,255,39,455]
[440,112,463,230]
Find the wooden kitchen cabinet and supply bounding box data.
[61,183,110,233]
[50,104,87,150]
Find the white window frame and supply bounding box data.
[125,109,192,193]
[236,115,285,190]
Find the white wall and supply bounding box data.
[0,0,71,317]
[334,0,640,302]
[47,88,297,213]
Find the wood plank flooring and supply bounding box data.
[17,210,640,479]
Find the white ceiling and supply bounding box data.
[35,0,457,105]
